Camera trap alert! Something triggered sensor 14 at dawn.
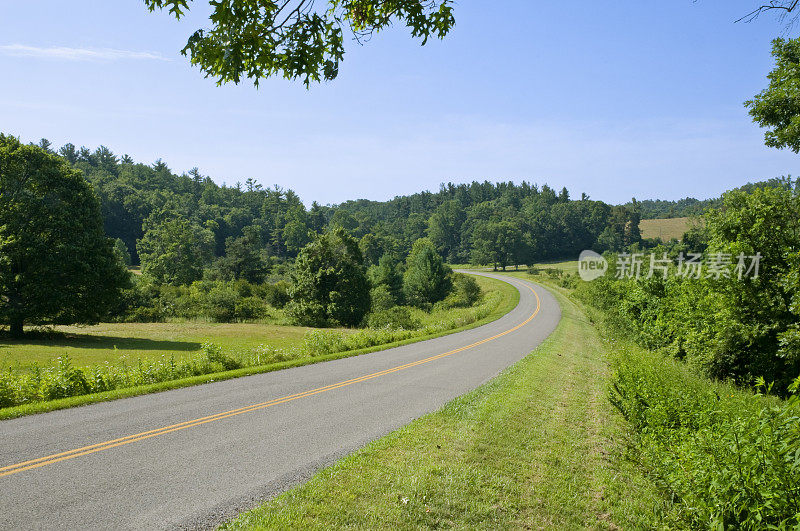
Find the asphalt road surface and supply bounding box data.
[0,272,560,530]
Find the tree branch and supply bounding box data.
[737,0,800,24]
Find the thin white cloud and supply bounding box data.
[0,44,170,62]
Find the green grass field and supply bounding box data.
[639,216,696,241]
[222,275,667,530]
[0,322,317,370]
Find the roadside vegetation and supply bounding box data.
[0,275,517,419]
[607,339,799,528]
[578,180,800,393]
[222,280,668,530]
[539,180,800,526]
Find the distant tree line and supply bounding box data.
[15,137,652,332]
[626,177,799,220]
[334,183,641,270]
[38,139,644,279]
[5,135,794,336]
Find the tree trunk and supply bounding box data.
[9,318,23,338]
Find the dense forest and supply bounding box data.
[48,140,642,275]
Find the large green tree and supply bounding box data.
[470,219,525,271]
[137,214,215,285]
[145,0,455,86]
[427,199,465,263]
[698,183,800,389]
[403,237,451,307]
[210,225,269,283]
[0,135,130,337]
[287,227,370,326]
[747,37,800,153]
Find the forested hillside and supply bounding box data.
[51,140,642,273]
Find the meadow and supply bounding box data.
[0,322,313,370]
[638,216,695,241]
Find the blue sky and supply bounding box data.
[0,1,798,205]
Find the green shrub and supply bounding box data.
[235,296,269,321]
[544,267,562,278]
[369,285,396,312]
[43,356,90,400]
[125,306,166,323]
[301,330,349,356]
[250,345,295,364]
[442,273,482,308]
[119,278,285,323]
[558,273,579,289]
[203,342,242,371]
[262,280,291,309]
[204,284,239,322]
[232,279,254,297]
[367,307,421,330]
[0,371,17,408]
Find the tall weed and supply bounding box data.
[610,343,800,528]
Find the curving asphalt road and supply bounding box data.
[0,272,560,530]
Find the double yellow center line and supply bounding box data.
[1,280,540,479]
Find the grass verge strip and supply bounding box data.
[221,279,667,530]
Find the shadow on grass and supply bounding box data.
[0,333,201,352]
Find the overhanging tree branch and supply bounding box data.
[144,0,455,87]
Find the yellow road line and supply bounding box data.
[1,280,541,479]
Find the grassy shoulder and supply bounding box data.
[221,276,667,530]
[0,275,518,421]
